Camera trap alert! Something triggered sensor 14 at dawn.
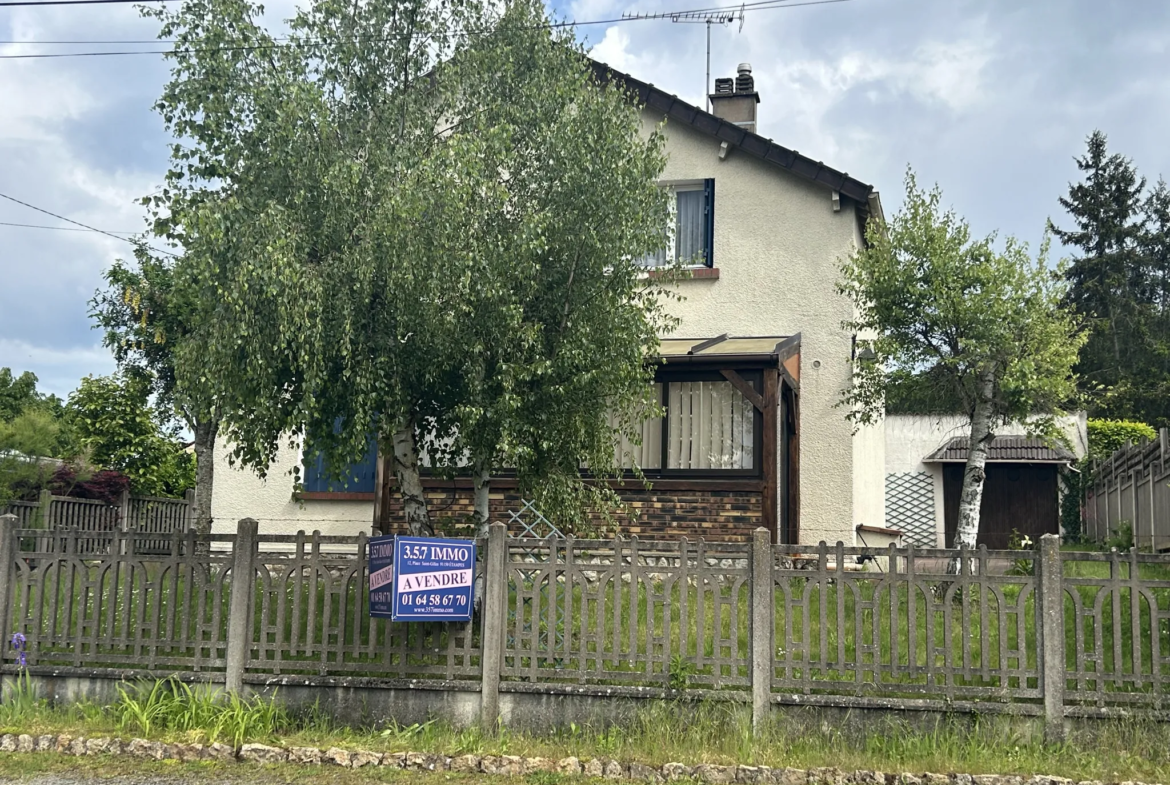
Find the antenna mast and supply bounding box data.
[620,5,744,111]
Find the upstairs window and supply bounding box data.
[641,179,715,268]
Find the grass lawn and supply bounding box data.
[2,690,1170,783]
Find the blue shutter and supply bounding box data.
[703,178,715,268]
[303,430,378,493]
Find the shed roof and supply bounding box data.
[922,436,1076,465]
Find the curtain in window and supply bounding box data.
[666,381,754,469]
[608,384,663,469]
[676,189,706,264]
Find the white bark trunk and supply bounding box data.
[191,417,218,536]
[950,366,996,574]
[472,460,491,540]
[391,421,432,537]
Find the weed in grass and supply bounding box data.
[0,669,43,725]
[115,678,287,747]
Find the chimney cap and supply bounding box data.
[737,63,752,74]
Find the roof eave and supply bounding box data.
[591,60,875,206]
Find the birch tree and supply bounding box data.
[840,171,1083,554]
[150,0,673,535]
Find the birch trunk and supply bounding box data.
[191,416,218,536]
[392,420,432,536]
[472,460,491,540]
[950,365,996,574]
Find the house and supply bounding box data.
[210,61,887,546]
[884,414,1087,549]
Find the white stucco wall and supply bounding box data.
[649,110,876,545]
[210,438,374,537]
[884,413,1088,546]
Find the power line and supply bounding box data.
[0,192,177,257]
[0,0,849,57]
[0,220,136,233]
[0,0,177,6]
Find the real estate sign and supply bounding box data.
[367,535,396,619]
[379,536,475,622]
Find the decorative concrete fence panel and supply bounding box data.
[770,543,1040,710]
[244,531,483,683]
[501,536,751,694]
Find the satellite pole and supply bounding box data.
[620,5,744,111]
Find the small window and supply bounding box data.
[641,180,715,268]
[303,432,378,493]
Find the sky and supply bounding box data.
[0,0,1168,400]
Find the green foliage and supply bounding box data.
[0,670,43,726]
[1061,464,1087,542]
[1051,132,1170,428]
[91,252,202,429]
[67,374,194,497]
[667,653,696,692]
[1087,417,1157,460]
[1106,520,1135,552]
[147,0,674,533]
[0,410,67,505]
[842,170,1084,431]
[0,368,64,424]
[1005,529,1036,576]
[115,678,287,747]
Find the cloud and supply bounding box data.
[0,339,115,400]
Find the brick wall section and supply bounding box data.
[379,483,763,542]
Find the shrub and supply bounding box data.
[1088,419,1157,461]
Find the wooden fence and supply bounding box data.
[0,489,193,554]
[1085,429,1170,549]
[7,519,1170,739]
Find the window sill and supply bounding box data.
[296,491,376,501]
[647,266,720,281]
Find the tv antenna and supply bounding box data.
[621,5,744,112]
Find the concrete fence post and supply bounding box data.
[0,515,17,639]
[750,527,773,735]
[1038,533,1065,743]
[37,489,52,530]
[480,521,507,732]
[118,488,131,532]
[225,517,259,694]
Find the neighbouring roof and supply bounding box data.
[923,437,1076,465]
[590,60,879,211]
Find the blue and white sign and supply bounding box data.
[367,535,396,619]
[390,536,476,622]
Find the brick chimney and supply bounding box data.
[709,63,759,133]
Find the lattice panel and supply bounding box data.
[885,472,937,547]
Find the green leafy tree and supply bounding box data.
[841,171,1084,556]
[147,0,673,535]
[0,368,65,425]
[67,374,194,498]
[0,410,66,505]
[91,250,219,532]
